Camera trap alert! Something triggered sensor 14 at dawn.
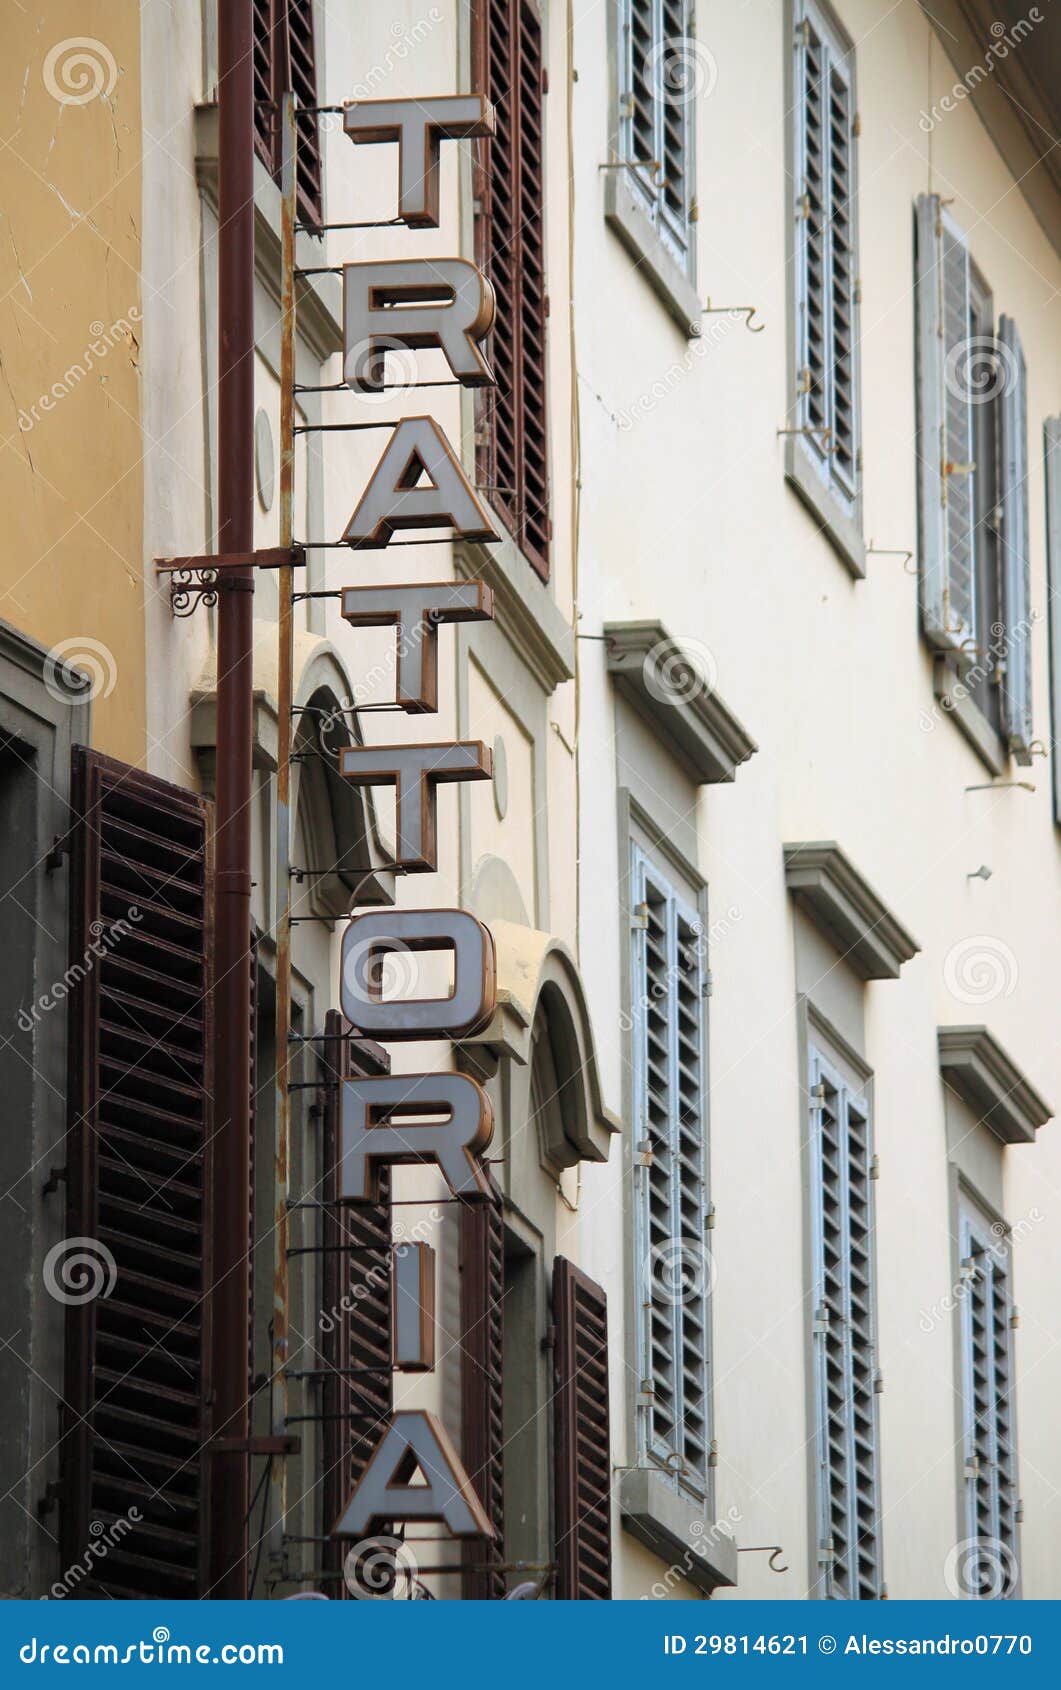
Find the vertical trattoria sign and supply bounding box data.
[329,96,502,1546]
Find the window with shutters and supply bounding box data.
[789,0,862,566]
[807,1046,881,1600]
[617,1,695,272]
[914,195,1034,764]
[253,0,323,228]
[629,843,711,1501]
[472,0,550,577]
[957,1198,1020,1599]
[61,747,214,1598]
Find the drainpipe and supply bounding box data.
[210,0,255,1601]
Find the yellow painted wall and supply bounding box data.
[0,4,144,763]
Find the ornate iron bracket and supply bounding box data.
[155,545,306,618]
[169,566,219,618]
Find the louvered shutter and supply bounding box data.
[1045,418,1061,824]
[252,0,323,228]
[553,1257,612,1600]
[252,0,277,177]
[319,1010,392,1597]
[630,846,710,1495]
[460,1195,506,1597]
[285,0,323,229]
[793,2,859,511]
[474,0,550,578]
[959,1205,1019,1597]
[915,194,977,650]
[808,1051,881,1599]
[998,316,1033,762]
[61,746,213,1598]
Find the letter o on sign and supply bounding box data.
[340,909,496,1040]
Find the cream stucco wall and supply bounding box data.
[574,0,1061,1601]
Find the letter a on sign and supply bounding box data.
[333,1410,493,1540]
[344,416,497,549]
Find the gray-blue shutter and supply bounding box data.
[914,194,975,651]
[793,2,859,514]
[630,843,710,1496]
[958,1203,1020,1598]
[808,1050,881,1600]
[998,316,1032,762]
[1046,417,1061,824]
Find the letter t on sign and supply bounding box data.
[340,740,491,872]
[343,95,495,228]
[341,581,493,712]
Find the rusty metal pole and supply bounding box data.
[268,89,297,1586]
[210,0,255,1600]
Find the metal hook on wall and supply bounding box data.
[703,298,764,333]
[737,1545,789,1574]
[866,541,916,575]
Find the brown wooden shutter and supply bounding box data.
[319,1010,393,1596]
[61,746,214,1598]
[460,1195,506,1597]
[252,0,323,229]
[553,1256,612,1599]
[473,0,550,578]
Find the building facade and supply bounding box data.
[1,0,1059,1602]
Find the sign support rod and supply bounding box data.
[269,89,298,1587]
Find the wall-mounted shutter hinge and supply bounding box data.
[542,67,549,95]
[853,112,862,138]
[632,901,650,930]
[540,1323,556,1353]
[690,198,699,224]
[702,969,712,999]
[1010,1306,1020,1329]
[705,1202,716,1230]
[869,1154,880,1180]
[708,1439,719,1469]
[873,1370,884,1394]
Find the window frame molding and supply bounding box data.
[798,999,882,1601]
[0,622,88,1600]
[615,790,734,1592]
[783,0,865,578]
[604,0,702,336]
